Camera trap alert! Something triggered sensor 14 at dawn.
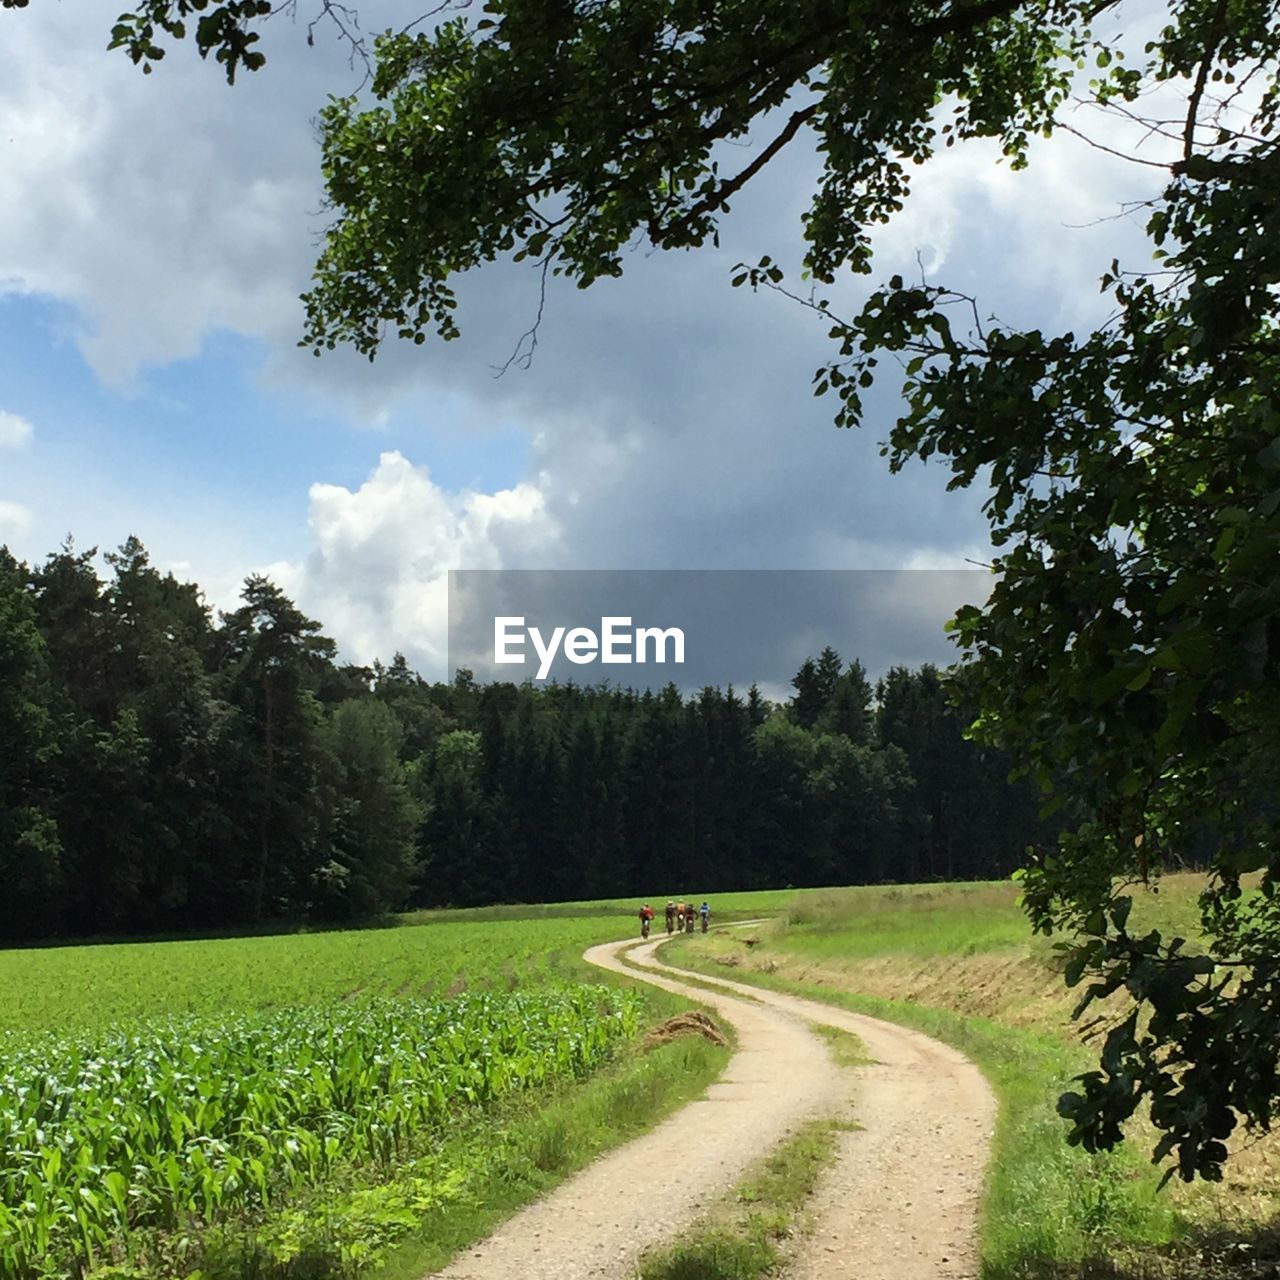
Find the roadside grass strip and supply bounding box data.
[810,1022,874,1068]
[637,1116,849,1280]
[664,936,1180,1280]
[374,1029,730,1280]
[616,943,764,1005]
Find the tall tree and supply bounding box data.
[789,658,826,730]
[822,658,873,745]
[0,556,64,939]
[100,538,239,929]
[217,576,337,920]
[317,699,424,919]
[419,728,496,906]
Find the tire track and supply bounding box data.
[428,933,994,1280]
[636,942,997,1280]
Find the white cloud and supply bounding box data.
[900,545,993,571]
[0,411,33,449]
[0,1,1186,613]
[271,451,559,674]
[0,4,369,386]
[0,499,33,537]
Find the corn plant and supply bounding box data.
[0,986,640,1279]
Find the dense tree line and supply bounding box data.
[0,538,1053,942]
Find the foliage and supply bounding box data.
[821,49,1280,1180]
[272,0,1280,1181]
[0,986,639,1278]
[318,700,424,920]
[0,0,272,82]
[0,558,63,940]
[0,537,1049,942]
[8,0,1273,1180]
[293,0,1081,357]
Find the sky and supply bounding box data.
[0,1,1173,681]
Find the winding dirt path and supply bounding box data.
[429,933,995,1280]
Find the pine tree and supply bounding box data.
[216,576,338,920]
[317,699,424,918]
[789,658,825,730]
[821,658,873,744]
[0,556,65,940]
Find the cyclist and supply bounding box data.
[639,903,654,938]
[699,901,711,932]
[665,901,676,934]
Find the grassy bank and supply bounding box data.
[667,939,1175,1277]
[662,875,1280,1279]
[278,1029,730,1280]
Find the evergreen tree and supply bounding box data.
[814,647,844,705]
[419,729,496,906]
[0,557,64,940]
[821,658,873,744]
[317,699,424,919]
[216,577,338,920]
[789,659,825,730]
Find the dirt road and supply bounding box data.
[430,933,995,1280]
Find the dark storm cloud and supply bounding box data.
[449,569,988,691]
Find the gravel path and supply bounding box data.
[647,955,998,1280]
[428,933,994,1280]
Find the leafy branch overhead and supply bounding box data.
[303,0,1280,1184]
[0,0,369,82]
[6,0,1280,1182]
[299,0,1089,357]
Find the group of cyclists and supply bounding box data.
[638,899,710,938]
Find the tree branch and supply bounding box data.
[1183,0,1231,162]
[652,101,821,245]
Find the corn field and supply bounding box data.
[0,987,641,1279]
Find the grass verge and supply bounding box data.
[616,942,765,1004]
[636,1116,848,1280]
[662,934,1181,1280]
[171,1013,730,1280]
[375,1026,731,1280]
[811,1021,874,1068]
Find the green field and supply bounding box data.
[1,989,641,1278]
[0,915,639,1042]
[0,910,723,1280]
[0,895,801,1044]
[3,875,1267,1280]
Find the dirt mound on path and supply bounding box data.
[644,1010,728,1048]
